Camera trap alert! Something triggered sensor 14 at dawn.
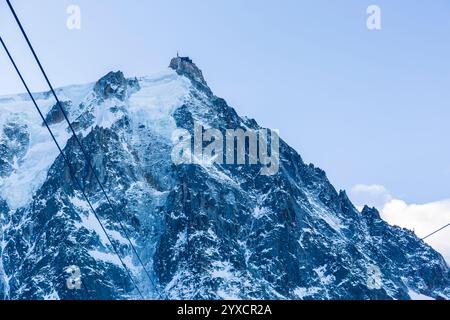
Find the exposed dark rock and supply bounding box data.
[170,56,211,95]
[44,101,71,126]
[94,71,140,101]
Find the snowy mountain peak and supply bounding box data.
[169,56,210,92]
[0,59,449,300]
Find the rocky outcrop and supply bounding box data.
[94,71,140,101]
[169,56,211,94]
[0,122,29,178]
[44,101,71,126]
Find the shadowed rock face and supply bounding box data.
[94,71,140,101]
[0,57,449,300]
[0,122,29,178]
[44,101,71,126]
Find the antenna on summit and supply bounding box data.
[177,51,179,58]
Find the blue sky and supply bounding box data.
[1,0,450,229]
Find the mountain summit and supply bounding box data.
[169,55,211,95]
[0,58,449,300]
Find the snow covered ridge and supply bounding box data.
[1,57,450,300]
[0,68,189,209]
[0,85,91,210]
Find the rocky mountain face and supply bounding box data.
[0,57,449,300]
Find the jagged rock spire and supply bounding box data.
[169,56,209,90]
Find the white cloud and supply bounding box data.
[381,198,450,264]
[349,184,450,264]
[350,184,392,210]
